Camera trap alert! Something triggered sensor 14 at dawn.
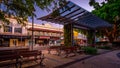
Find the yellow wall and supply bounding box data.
[10,39,29,47]
[10,39,18,47]
[74,30,78,39]
[25,39,29,46]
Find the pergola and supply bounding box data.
[38,1,111,46]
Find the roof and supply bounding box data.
[28,28,63,33]
[38,1,111,30]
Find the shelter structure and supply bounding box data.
[38,1,111,46]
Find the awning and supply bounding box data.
[38,1,111,30]
[28,28,63,33]
[0,33,30,39]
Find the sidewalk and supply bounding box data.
[32,49,120,68]
[64,50,120,68]
[1,46,119,68]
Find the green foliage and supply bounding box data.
[0,0,67,25]
[0,0,53,24]
[89,0,120,42]
[98,46,112,50]
[64,23,73,46]
[87,30,95,44]
[89,0,120,23]
[82,46,97,55]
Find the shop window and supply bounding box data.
[34,31,39,35]
[48,33,51,36]
[14,28,22,33]
[28,31,31,35]
[4,26,12,32]
[40,32,43,35]
[44,32,48,36]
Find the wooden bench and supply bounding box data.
[0,51,19,68]
[18,50,45,68]
[61,46,78,57]
[15,48,29,52]
[0,48,44,68]
[48,46,61,55]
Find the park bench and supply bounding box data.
[61,46,78,57]
[0,47,45,68]
[18,50,45,68]
[0,51,19,68]
[48,46,61,55]
[15,47,29,52]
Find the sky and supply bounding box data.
[28,0,105,28]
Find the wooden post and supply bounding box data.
[64,23,73,46]
[87,30,95,46]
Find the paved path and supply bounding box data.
[31,46,120,68]
[36,50,120,68]
[60,50,120,68]
[1,46,120,68]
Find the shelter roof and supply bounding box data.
[38,1,111,30]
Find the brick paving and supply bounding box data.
[63,50,120,68]
[0,46,120,68]
[34,49,120,68]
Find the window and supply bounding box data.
[4,26,12,32]
[28,31,32,35]
[44,32,48,36]
[40,32,43,35]
[34,31,39,35]
[14,28,22,33]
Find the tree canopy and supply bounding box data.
[0,0,67,25]
[89,0,120,42]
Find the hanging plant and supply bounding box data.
[64,23,72,46]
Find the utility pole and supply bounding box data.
[31,15,34,50]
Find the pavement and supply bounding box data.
[32,46,120,68]
[0,46,120,68]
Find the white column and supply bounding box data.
[12,26,14,34]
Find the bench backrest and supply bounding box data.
[15,48,29,52]
[0,53,19,61]
[18,50,38,57]
[0,50,15,56]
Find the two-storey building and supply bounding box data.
[0,18,30,47]
[27,23,63,46]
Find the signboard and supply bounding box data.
[39,36,50,39]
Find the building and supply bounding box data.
[0,18,30,47]
[27,23,63,46]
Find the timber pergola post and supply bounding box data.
[64,23,74,46]
[38,1,111,46]
[87,29,96,46]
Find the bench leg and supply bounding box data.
[40,54,45,66]
[19,62,22,68]
[48,50,51,54]
[64,51,69,58]
[57,50,61,56]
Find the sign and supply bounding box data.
[39,36,50,39]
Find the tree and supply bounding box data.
[0,0,67,25]
[89,0,120,43]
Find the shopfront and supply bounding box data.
[35,36,60,46]
[0,34,30,47]
[35,36,50,46]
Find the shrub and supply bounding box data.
[82,46,97,55]
[98,46,111,50]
